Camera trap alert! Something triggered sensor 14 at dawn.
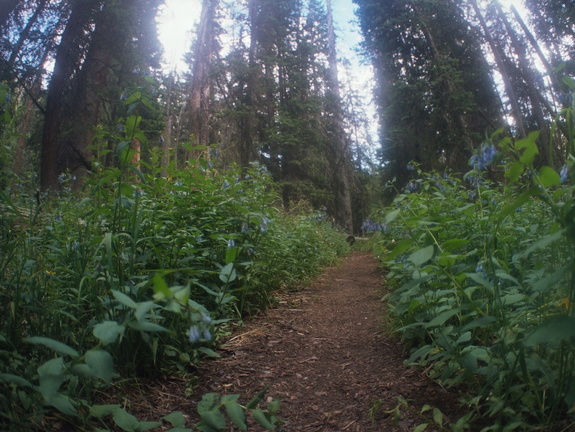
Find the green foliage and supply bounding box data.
[371,117,575,429]
[0,128,348,429]
[195,388,282,431]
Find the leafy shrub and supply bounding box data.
[0,150,349,430]
[372,119,575,429]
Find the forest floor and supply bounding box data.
[126,250,465,431]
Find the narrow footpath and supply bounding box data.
[186,251,460,431]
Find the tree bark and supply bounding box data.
[40,1,91,192]
[189,0,219,162]
[326,0,353,234]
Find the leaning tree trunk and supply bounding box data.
[492,1,553,165]
[326,0,353,234]
[470,0,527,139]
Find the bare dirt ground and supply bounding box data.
[125,251,463,431]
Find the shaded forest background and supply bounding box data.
[1,0,574,230]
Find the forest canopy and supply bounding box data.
[1,0,574,227]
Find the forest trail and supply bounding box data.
[187,251,461,431]
[130,251,460,431]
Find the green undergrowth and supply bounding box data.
[371,103,575,430]
[0,156,349,430]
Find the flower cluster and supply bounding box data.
[469,143,498,170]
[188,311,213,344]
[361,219,387,233]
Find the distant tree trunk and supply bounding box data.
[470,0,527,138]
[326,0,353,234]
[189,0,218,162]
[162,73,174,177]
[40,1,93,192]
[239,0,260,168]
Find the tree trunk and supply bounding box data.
[162,73,174,177]
[40,1,91,192]
[189,0,218,162]
[326,0,353,234]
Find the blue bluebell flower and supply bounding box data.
[470,143,498,170]
[201,312,212,325]
[189,326,202,343]
[560,164,569,184]
[227,239,235,248]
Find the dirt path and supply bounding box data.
[183,251,460,431]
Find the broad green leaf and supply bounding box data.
[524,315,575,346]
[440,238,469,252]
[85,349,117,383]
[136,421,163,431]
[424,308,459,328]
[134,301,156,322]
[128,321,168,333]
[433,408,443,425]
[500,293,526,306]
[251,408,275,430]
[515,131,540,165]
[222,395,247,431]
[466,273,493,292]
[112,407,140,431]
[93,321,125,345]
[505,161,524,183]
[48,393,78,417]
[152,273,172,300]
[25,336,79,358]
[413,424,428,432]
[461,316,496,332]
[537,166,561,187]
[199,410,226,431]
[456,332,471,344]
[246,386,269,409]
[198,347,221,358]
[163,411,187,427]
[267,398,281,415]
[90,404,121,418]
[0,373,32,387]
[385,209,400,224]
[198,393,220,411]
[112,290,138,309]
[408,245,434,267]
[219,262,237,283]
[225,246,239,264]
[386,238,414,260]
